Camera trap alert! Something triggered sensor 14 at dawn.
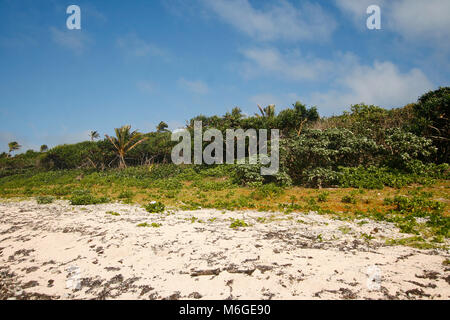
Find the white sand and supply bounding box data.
[0,199,449,300]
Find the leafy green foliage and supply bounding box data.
[232,157,292,187]
[383,191,448,238]
[144,201,165,213]
[0,87,448,193]
[384,128,436,169]
[36,195,54,204]
[69,190,110,205]
[281,128,379,186]
[411,87,450,163]
[229,218,249,229]
[137,222,161,228]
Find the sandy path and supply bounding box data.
[0,200,449,300]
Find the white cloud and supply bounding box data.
[310,61,434,112]
[178,78,209,94]
[335,0,450,44]
[239,45,434,111]
[201,0,337,42]
[117,34,168,58]
[83,4,108,23]
[389,0,450,42]
[240,47,357,81]
[50,27,92,54]
[334,0,384,23]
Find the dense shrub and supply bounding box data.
[70,190,109,205]
[1,87,448,191]
[144,201,165,213]
[281,128,379,185]
[411,87,450,163]
[384,128,436,169]
[42,141,110,170]
[36,195,55,204]
[233,156,292,187]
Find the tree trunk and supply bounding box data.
[119,154,126,169]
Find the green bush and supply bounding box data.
[69,190,110,205]
[118,190,135,199]
[281,128,379,185]
[36,195,54,204]
[229,219,249,229]
[233,156,292,187]
[317,191,329,202]
[144,201,165,213]
[411,87,449,163]
[384,128,436,169]
[341,195,357,204]
[42,141,111,170]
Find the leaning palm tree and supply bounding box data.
[255,104,276,118]
[89,131,100,141]
[105,125,148,169]
[156,121,168,132]
[8,141,21,156]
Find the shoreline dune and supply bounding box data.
[0,200,449,300]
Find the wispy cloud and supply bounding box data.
[310,61,434,112]
[240,47,357,81]
[50,27,92,54]
[240,45,433,111]
[83,4,108,23]
[178,78,209,95]
[335,0,450,46]
[200,0,337,42]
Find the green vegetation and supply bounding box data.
[0,87,448,248]
[144,201,165,213]
[35,195,54,204]
[137,222,161,228]
[229,218,249,229]
[69,190,110,206]
[106,211,120,216]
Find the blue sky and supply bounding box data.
[1,0,449,153]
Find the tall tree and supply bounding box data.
[40,145,48,152]
[412,87,449,163]
[89,131,100,141]
[156,121,169,132]
[105,125,148,168]
[8,141,21,156]
[255,104,276,118]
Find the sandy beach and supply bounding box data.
[0,199,449,300]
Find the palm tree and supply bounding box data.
[156,121,168,132]
[40,145,48,152]
[255,104,276,118]
[89,131,100,141]
[105,125,148,169]
[8,141,21,156]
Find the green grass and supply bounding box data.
[137,222,162,228]
[229,218,249,229]
[106,211,120,216]
[0,164,448,248]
